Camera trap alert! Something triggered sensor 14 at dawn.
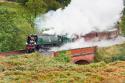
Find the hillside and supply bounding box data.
[0,52,125,83]
[0,2,35,52]
[0,0,125,83]
[0,43,125,82]
[0,0,71,52]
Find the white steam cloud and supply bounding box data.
[51,36,125,51]
[35,0,124,36]
[35,0,125,51]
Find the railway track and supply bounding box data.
[0,50,26,56]
[0,47,96,64]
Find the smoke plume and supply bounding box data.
[51,36,125,51]
[35,0,125,51]
[35,0,123,36]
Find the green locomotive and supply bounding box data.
[26,34,72,52]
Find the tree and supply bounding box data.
[57,0,71,6]
[16,0,28,5]
[26,0,47,17]
[43,0,62,11]
[120,16,125,36]
[25,0,70,17]
[0,6,34,52]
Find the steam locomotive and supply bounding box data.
[26,28,119,53]
[26,34,72,53]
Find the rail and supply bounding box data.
[0,50,25,56]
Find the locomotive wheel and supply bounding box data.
[26,50,31,53]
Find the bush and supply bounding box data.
[54,53,71,63]
[112,55,125,62]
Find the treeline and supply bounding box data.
[10,0,71,16]
[0,0,71,52]
[120,3,125,35]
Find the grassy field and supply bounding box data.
[96,43,125,63]
[0,43,125,83]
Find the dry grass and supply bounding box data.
[0,52,125,83]
[0,43,125,82]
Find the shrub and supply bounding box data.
[54,53,71,63]
[112,55,125,62]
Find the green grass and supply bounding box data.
[95,43,125,63]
